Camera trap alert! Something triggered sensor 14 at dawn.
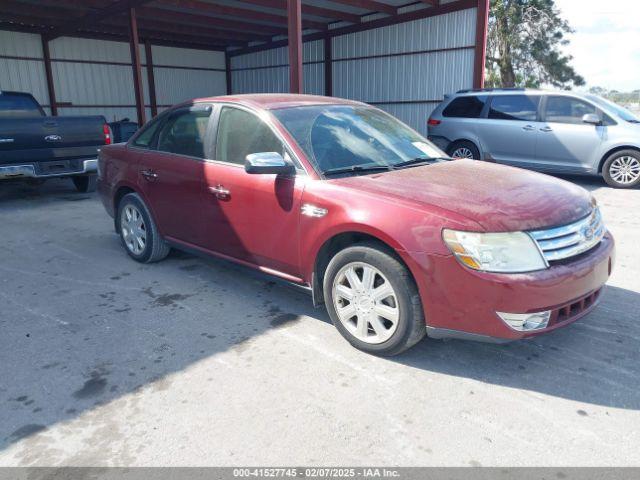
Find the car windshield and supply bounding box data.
[586,94,640,123]
[272,105,447,176]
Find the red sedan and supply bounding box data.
[97,94,615,355]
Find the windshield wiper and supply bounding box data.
[393,157,449,169]
[322,164,394,176]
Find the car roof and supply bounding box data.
[189,93,367,111]
[454,88,586,98]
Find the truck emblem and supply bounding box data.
[45,134,62,142]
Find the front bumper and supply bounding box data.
[413,232,615,341]
[0,159,98,180]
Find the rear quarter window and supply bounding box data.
[442,96,488,118]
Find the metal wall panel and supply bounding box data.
[52,62,136,106]
[151,45,225,69]
[154,68,227,105]
[58,106,138,123]
[0,58,50,106]
[0,30,42,57]
[49,37,138,63]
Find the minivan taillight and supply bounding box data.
[103,124,112,145]
[427,118,441,126]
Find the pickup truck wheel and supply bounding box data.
[323,243,426,356]
[72,175,97,193]
[602,150,640,188]
[117,193,170,263]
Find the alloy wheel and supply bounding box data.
[121,205,147,255]
[332,262,400,344]
[452,147,474,159]
[609,156,640,185]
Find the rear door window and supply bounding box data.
[488,95,540,121]
[156,106,212,159]
[442,96,488,118]
[544,96,598,124]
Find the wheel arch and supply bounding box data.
[310,230,419,307]
[598,145,640,173]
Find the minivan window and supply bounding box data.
[488,95,540,121]
[442,95,488,118]
[157,108,211,159]
[216,107,284,165]
[545,96,597,124]
[586,94,639,123]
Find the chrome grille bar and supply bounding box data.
[528,208,605,262]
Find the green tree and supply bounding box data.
[486,0,585,89]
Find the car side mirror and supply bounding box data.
[245,152,295,175]
[582,113,602,126]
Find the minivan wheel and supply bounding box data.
[72,175,97,193]
[602,150,640,188]
[447,141,480,160]
[117,193,170,263]
[323,243,426,356]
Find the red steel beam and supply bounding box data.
[144,41,158,118]
[473,0,489,88]
[41,35,58,116]
[47,0,155,40]
[327,0,396,16]
[156,0,327,31]
[324,34,332,97]
[137,6,286,36]
[128,7,146,125]
[287,0,303,93]
[235,0,361,24]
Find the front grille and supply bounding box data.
[548,288,602,327]
[529,208,605,263]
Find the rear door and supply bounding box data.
[475,94,542,166]
[137,104,214,247]
[535,95,605,173]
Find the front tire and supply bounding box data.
[117,193,170,263]
[323,243,426,356]
[602,150,640,188]
[72,175,97,193]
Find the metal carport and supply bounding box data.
[0,0,489,135]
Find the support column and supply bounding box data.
[41,35,57,116]
[287,0,303,94]
[225,51,232,95]
[324,34,332,97]
[144,41,158,118]
[129,7,146,125]
[473,0,490,89]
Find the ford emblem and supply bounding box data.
[45,134,62,142]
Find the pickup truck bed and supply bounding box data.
[0,91,111,192]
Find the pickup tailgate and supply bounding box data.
[0,115,106,165]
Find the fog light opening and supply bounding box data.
[496,311,551,331]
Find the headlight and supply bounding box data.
[442,229,547,273]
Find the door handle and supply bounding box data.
[141,169,158,180]
[540,126,553,132]
[209,184,230,200]
[522,125,535,131]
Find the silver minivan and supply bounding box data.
[427,89,640,188]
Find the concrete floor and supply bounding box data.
[0,175,639,467]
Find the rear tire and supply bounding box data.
[323,243,426,356]
[72,175,97,193]
[447,140,480,160]
[602,150,640,188]
[117,193,170,263]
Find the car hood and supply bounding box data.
[332,160,593,232]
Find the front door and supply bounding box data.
[475,94,542,166]
[200,106,306,279]
[137,104,213,247]
[535,95,605,173]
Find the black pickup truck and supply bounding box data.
[0,91,111,192]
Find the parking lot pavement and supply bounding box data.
[0,176,639,467]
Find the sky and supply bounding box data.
[554,0,640,92]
